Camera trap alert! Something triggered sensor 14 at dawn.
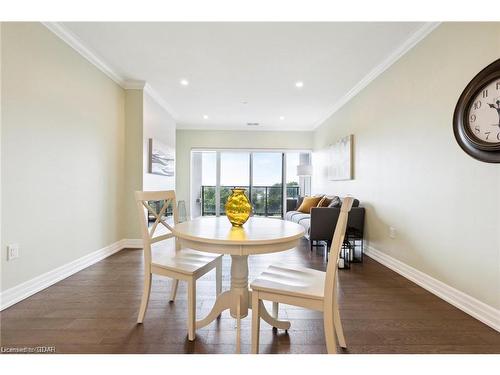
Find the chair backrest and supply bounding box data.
[323,197,354,305]
[135,190,179,266]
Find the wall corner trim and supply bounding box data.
[123,80,147,90]
[364,246,500,333]
[143,83,179,120]
[0,239,143,311]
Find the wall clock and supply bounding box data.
[453,58,500,163]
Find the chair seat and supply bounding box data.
[152,247,222,275]
[250,264,326,301]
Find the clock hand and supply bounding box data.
[487,102,500,127]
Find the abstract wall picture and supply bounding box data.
[328,135,353,181]
[148,138,175,177]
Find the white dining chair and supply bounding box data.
[135,190,223,341]
[250,197,354,354]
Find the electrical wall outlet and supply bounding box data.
[389,226,397,239]
[7,244,20,261]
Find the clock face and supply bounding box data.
[453,59,500,162]
[467,79,500,144]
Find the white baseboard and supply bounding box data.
[0,238,143,311]
[364,246,500,333]
[122,238,143,248]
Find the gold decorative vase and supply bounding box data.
[225,188,252,227]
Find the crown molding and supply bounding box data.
[144,83,179,120]
[176,124,312,132]
[43,21,439,131]
[42,22,125,86]
[42,22,177,120]
[123,80,146,89]
[312,22,441,130]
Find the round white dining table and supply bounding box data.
[173,216,305,351]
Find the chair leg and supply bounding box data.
[251,291,261,354]
[310,240,313,252]
[187,279,196,341]
[334,303,347,348]
[137,273,152,323]
[324,306,338,354]
[169,279,179,302]
[272,302,279,319]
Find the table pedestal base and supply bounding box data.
[195,255,291,352]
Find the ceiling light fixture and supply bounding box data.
[246,122,259,127]
[180,79,189,86]
[295,81,304,88]
[279,116,285,120]
[203,115,209,120]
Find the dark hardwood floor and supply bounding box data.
[1,238,499,354]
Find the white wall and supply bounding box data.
[0,24,178,298]
[312,22,500,309]
[1,23,126,291]
[176,129,313,215]
[143,92,176,191]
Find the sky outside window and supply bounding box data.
[220,152,250,186]
[286,152,300,185]
[201,151,216,186]
[201,151,305,187]
[252,152,282,186]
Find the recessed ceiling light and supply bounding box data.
[295,81,304,88]
[279,116,285,120]
[180,79,189,86]
[203,115,209,120]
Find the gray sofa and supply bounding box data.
[285,196,365,251]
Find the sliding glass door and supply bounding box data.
[251,152,283,217]
[220,152,250,215]
[198,151,216,216]
[191,150,308,219]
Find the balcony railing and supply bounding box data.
[201,185,300,217]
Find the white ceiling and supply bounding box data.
[59,22,432,131]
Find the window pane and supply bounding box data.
[220,152,250,186]
[201,152,216,186]
[252,153,282,186]
[201,186,216,216]
[220,152,250,215]
[252,153,282,217]
[193,151,217,217]
[286,152,300,199]
[267,186,283,216]
[250,187,265,216]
